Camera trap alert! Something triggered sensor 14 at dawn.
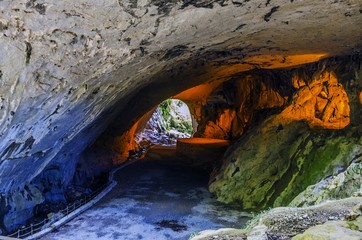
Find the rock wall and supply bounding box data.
[194,72,291,139]
[0,0,361,233]
[278,71,350,129]
[209,58,362,210]
[290,162,362,208]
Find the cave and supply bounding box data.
[0,0,362,239]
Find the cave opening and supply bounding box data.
[1,0,362,238]
[135,99,195,150]
[71,54,360,205]
[2,53,361,239]
[49,92,253,239]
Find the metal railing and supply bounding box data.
[7,183,108,239]
[5,159,135,239]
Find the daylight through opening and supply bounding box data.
[135,99,194,148]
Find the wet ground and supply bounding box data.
[42,159,250,240]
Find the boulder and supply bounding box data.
[290,162,362,207]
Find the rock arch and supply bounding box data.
[0,0,361,233]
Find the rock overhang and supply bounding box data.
[0,0,361,203]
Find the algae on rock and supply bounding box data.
[209,117,362,210]
[292,203,362,240]
[209,67,362,210]
[290,161,362,208]
[292,220,362,240]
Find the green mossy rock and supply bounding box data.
[292,221,362,240]
[209,115,362,210]
[290,162,362,207]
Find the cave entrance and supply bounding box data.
[132,99,230,169]
[135,99,195,148]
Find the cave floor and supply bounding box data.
[41,159,250,240]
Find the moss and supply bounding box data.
[243,209,271,231]
[347,216,362,231]
[211,114,362,210]
[210,118,309,210]
[274,129,362,207]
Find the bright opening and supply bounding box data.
[136,99,194,147]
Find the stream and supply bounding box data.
[42,159,251,240]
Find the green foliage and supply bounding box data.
[158,99,193,134]
[181,121,193,134]
[159,99,172,120]
[170,117,177,128]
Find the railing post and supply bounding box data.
[5,178,113,239]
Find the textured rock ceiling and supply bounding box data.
[0,0,361,193]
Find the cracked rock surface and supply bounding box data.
[0,0,361,233]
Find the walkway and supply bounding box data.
[41,159,250,240]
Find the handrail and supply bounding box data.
[0,235,21,240]
[6,183,108,239]
[5,159,135,239]
[5,159,135,240]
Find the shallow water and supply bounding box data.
[42,160,250,240]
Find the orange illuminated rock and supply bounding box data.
[174,79,227,122]
[202,109,237,139]
[112,124,139,164]
[177,138,230,145]
[143,145,177,160]
[257,82,287,109]
[112,109,157,163]
[279,71,350,129]
[194,74,288,140]
[360,91,362,105]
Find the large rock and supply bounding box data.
[194,73,290,140]
[290,162,362,207]
[176,137,229,168]
[189,198,362,240]
[279,71,351,129]
[209,117,362,210]
[292,221,362,240]
[209,67,362,210]
[292,203,362,240]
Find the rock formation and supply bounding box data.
[0,0,361,234]
[209,60,362,210]
[292,202,362,240]
[190,197,362,240]
[290,162,362,208]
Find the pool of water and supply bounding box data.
[42,160,250,240]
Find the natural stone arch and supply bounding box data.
[0,0,361,233]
